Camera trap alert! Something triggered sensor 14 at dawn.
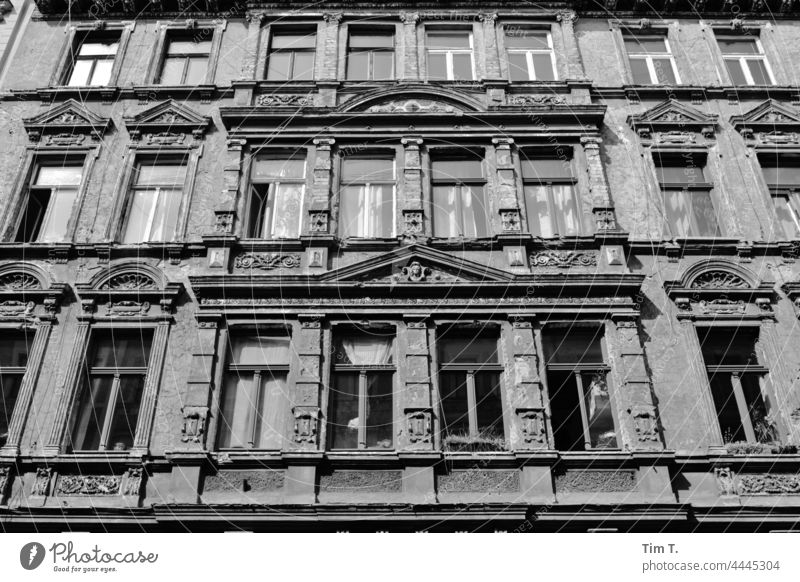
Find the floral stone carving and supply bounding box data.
[530,250,598,268]
[233,253,301,270]
[690,271,750,289]
[56,474,122,496]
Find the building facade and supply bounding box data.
[1,0,800,532]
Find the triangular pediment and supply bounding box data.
[124,100,211,138]
[319,245,514,284]
[628,100,717,130]
[23,99,111,142]
[730,99,800,133]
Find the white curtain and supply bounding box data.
[219,372,287,449]
[340,337,393,366]
[231,336,290,366]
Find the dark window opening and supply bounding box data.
[430,156,489,238]
[521,152,580,237]
[0,331,32,448]
[653,152,719,238]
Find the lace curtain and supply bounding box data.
[339,336,393,365]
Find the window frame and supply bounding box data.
[653,151,720,238]
[757,154,800,239]
[52,23,133,88]
[345,27,396,81]
[502,27,557,82]
[0,330,33,450]
[146,21,225,86]
[156,34,213,85]
[623,33,681,85]
[519,152,580,237]
[424,28,475,81]
[64,34,121,87]
[715,34,775,86]
[429,154,490,239]
[265,27,318,81]
[245,153,307,240]
[337,154,397,239]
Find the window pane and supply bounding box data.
[266,52,291,80]
[432,185,458,237]
[184,57,208,85]
[253,372,287,449]
[89,59,114,86]
[349,32,393,48]
[269,183,303,238]
[271,33,316,49]
[431,159,483,181]
[70,375,113,450]
[334,336,394,365]
[741,374,774,443]
[365,372,393,448]
[16,190,49,243]
[583,373,617,448]
[123,189,156,243]
[36,165,83,186]
[656,163,706,184]
[508,52,530,81]
[542,329,604,364]
[505,31,549,50]
[761,158,800,187]
[773,195,800,238]
[708,373,747,443]
[37,187,78,243]
[718,38,759,54]
[91,330,152,368]
[698,327,760,367]
[624,37,667,54]
[532,53,555,81]
[426,31,471,49]
[79,41,119,56]
[67,60,93,86]
[0,375,23,448]
[158,57,184,84]
[339,183,395,238]
[474,371,503,439]
[340,185,367,238]
[725,58,748,85]
[521,158,573,180]
[548,370,586,451]
[0,334,31,367]
[440,371,470,437]
[427,53,447,80]
[229,336,291,366]
[372,51,394,80]
[452,53,473,80]
[553,184,581,236]
[292,51,315,80]
[218,373,255,448]
[105,375,144,451]
[342,158,394,182]
[439,337,498,365]
[252,157,305,181]
[136,164,187,186]
[664,189,691,237]
[524,185,554,237]
[166,39,210,55]
[329,372,359,449]
[461,184,488,238]
[346,51,369,79]
[629,57,652,84]
[690,190,720,237]
[147,187,182,242]
[746,59,771,85]
[653,58,676,84]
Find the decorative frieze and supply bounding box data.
[32,467,52,496]
[101,273,158,291]
[691,271,750,289]
[555,470,637,493]
[507,94,566,106]
[714,469,800,496]
[438,470,520,493]
[0,273,42,291]
[105,301,151,317]
[530,250,598,268]
[57,474,121,496]
[0,300,34,317]
[233,253,302,270]
[203,470,285,493]
[319,471,402,493]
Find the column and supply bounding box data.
[0,321,52,457]
[177,319,220,451]
[493,137,521,234]
[131,320,171,456]
[44,320,91,455]
[480,13,501,80]
[400,137,424,241]
[507,316,546,450]
[581,136,620,234]
[291,314,324,450]
[401,316,433,450]
[319,12,342,81]
[557,10,586,80]
[400,12,420,81]
[308,138,335,236]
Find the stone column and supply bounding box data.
[177,319,220,451]
[581,136,620,234]
[480,13,501,80]
[320,12,342,80]
[308,138,335,236]
[291,314,324,450]
[507,316,547,450]
[400,137,424,241]
[557,10,586,80]
[0,321,52,457]
[400,12,420,81]
[240,12,265,80]
[401,316,433,450]
[44,319,91,455]
[205,139,244,269]
[131,320,171,456]
[493,137,521,234]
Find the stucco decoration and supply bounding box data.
[438,470,520,493]
[319,471,402,493]
[555,470,637,492]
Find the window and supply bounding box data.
[122,160,187,244]
[70,330,153,452]
[0,332,32,448]
[217,335,290,449]
[246,156,306,239]
[624,34,679,85]
[16,162,83,243]
[543,328,616,451]
[66,34,119,87]
[329,331,395,449]
[438,332,504,450]
[431,157,489,238]
[426,30,474,81]
[158,35,211,85]
[759,154,800,239]
[339,157,395,238]
[521,155,580,237]
[654,153,720,238]
[698,327,776,444]
[347,30,394,80]
[267,30,316,81]
[504,29,556,81]
[718,37,774,86]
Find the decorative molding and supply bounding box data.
[507,94,566,107]
[56,474,121,496]
[32,467,52,496]
[715,467,737,496]
[555,470,637,493]
[0,300,35,317]
[233,253,302,270]
[122,468,144,497]
[690,270,750,289]
[181,406,208,444]
[0,466,10,500]
[699,298,746,315]
[101,273,158,291]
[628,405,659,443]
[517,408,548,446]
[214,210,234,234]
[739,474,800,495]
[309,211,329,233]
[367,99,460,114]
[628,99,717,142]
[500,210,522,232]
[402,210,424,237]
[398,261,431,283]
[124,100,211,141]
[105,301,151,317]
[731,99,800,145]
[203,470,285,493]
[200,296,633,307]
[292,406,319,445]
[530,250,598,268]
[256,94,313,107]
[319,471,402,493]
[594,209,619,231]
[438,470,520,493]
[406,409,432,444]
[23,99,111,143]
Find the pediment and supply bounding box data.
[124,100,211,140]
[319,246,514,284]
[730,100,800,141]
[339,86,481,113]
[628,100,717,136]
[23,99,111,143]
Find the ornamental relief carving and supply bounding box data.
[57,474,121,496]
[0,300,35,317]
[257,94,312,107]
[439,470,520,493]
[0,273,42,291]
[555,470,637,493]
[530,250,598,268]
[105,301,151,317]
[367,99,460,114]
[690,271,750,289]
[714,469,800,496]
[628,405,660,443]
[506,94,566,106]
[233,253,302,270]
[406,409,432,444]
[101,273,158,291]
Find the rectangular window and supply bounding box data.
[431,157,489,238]
[247,156,306,239]
[347,30,394,80]
[66,34,119,87]
[329,331,395,450]
[654,153,720,238]
[504,29,556,81]
[426,30,474,81]
[438,332,504,451]
[718,37,774,86]
[521,155,580,237]
[698,328,776,444]
[624,34,679,85]
[543,328,616,451]
[0,331,32,448]
[267,30,316,81]
[158,35,211,85]
[122,160,187,244]
[16,162,83,243]
[759,154,800,239]
[339,157,396,238]
[70,330,153,452]
[218,335,290,449]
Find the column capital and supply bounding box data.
[400,11,419,24]
[323,12,343,23]
[401,136,424,147]
[313,137,335,149]
[492,137,515,147]
[580,135,604,147]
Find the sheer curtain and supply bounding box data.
[340,336,393,365]
[268,183,303,238]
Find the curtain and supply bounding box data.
[340,336,393,365]
[71,375,113,451]
[525,185,553,237]
[433,185,458,237]
[691,191,720,237]
[123,187,181,243]
[38,187,78,243]
[553,185,580,236]
[665,189,691,237]
[268,183,303,238]
[231,336,290,366]
[218,372,287,449]
[330,372,359,449]
[585,374,616,448]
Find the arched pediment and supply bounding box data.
[0,262,51,291]
[87,262,166,291]
[339,86,483,113]
[679,260,757,290]
[0,262,68,319]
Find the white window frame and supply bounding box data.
[625,35,681,85]
[718,36,775,86]
[425,30,475,81]
[121,160,187,244]
[504,29,557,82]
[247,157,307,240]
[339,157,396,238]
